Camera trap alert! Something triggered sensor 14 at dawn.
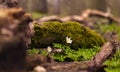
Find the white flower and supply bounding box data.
[47,46,52,53]
[66,36,72,44]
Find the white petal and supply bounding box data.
[66,36,72,44]
[47,46,52,52]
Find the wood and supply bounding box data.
[81,9,120,24]
[0,0,19,8]
[36,9,120,25]
[42,41,119,72]
[90,42,114,67]
[87,40,119,72]
[0,8,33,72]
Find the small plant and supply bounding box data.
[27,48,40,55]
[51,36,100,62]
[27,36,100,62]
[52,43,100,62]
[27,48,48,56]
[104,50,120,72]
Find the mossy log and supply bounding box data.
[31,22,105,49]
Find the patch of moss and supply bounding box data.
[31,22,105,49]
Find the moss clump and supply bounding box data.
[31,22,105,49]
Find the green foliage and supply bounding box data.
[27,48,40,55]
[97,23,120,72]
[99,23,120,41]
[52,43,100,62]
[104,50,120,72]
[27,48,48,56]
[31,22,105,49]
[40,49,48,56]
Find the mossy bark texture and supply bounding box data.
[31,22,105,49]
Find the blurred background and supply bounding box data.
[19,0,120,19]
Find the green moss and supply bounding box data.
[104,50,120,72]
[31,22,105,49]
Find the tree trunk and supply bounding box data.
[31,0,47,13]
[87,0,107,12]
[53,0,60,14]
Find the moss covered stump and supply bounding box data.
[31,22,105,49]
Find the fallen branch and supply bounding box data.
[87,40,119,72]
[36,9,120,25]
[81,9,120,24]
[42,41,119,72]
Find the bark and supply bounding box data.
[0,0,19,8]
[36,9,120,25]
[87,41,119,72]
[53,0,60,14]
[31,0,47,13]
[81,9,120,24]
[89,0,107,12]
[0,8,33,72]
[42,41,119,72]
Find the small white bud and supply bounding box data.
[47,46,52,53]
